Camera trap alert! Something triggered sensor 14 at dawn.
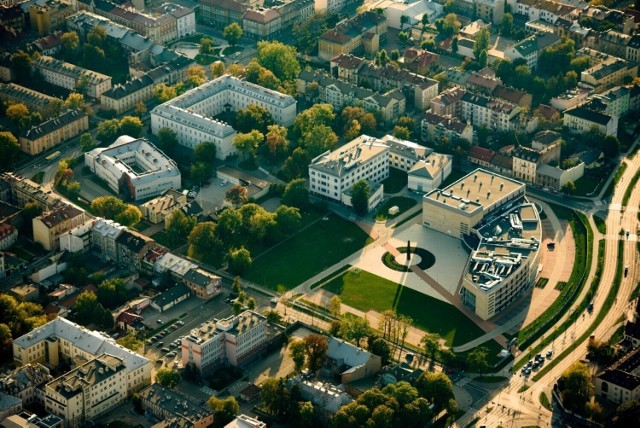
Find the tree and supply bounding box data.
[302,124,337,157]
[97,119,121,144]
[225,184,248,208]
[256,41,301,82]
[233,130,264,160]
[340,316,370,347]
[421,333,442,369]
[74,291,98,325]
[6,103,31,129]
[166,210,196,244]
[228,247,252,275]
[396,116,416,138]
[613,400,640,427]
[11,51,31,84]
[293,104,335,141]
[114,205,142,227]
[134,101,147,117]
[290,339,307,372]
[260,378,290,416]
[452,36,459,53]
[87,26,107,47]
[155,368,180,388]
[223,22,243,47]
[188,222,221,258]
[117,332,142,351]
[79,132,94,151]
[61,31,79,55]
[208,396,239,428]
[186,65,207,87]
[587,339,619,366]
[562,181,576,195]
[466,346,489,374]
[0,131,18,170]
[266,124,289,160]
[442,13,461,36]
[329,296,342,317]
[91,196,125,218]
[119,115,143,137]
[282,147,310,180]
[501,13,514,36]
[474,28,490,67]
[157,127,178,154]
[368,337,391,365]
[154,83,178,103]
[199,37,214,55]
[559,362,593,414]
[66,181,81,200]
[398,31,410,45]
[65,92,88,112]
[392,125,411,140]
[210,61,225,78]
[602,134,620,158]
[236,104,273,134]
[265,309,282,324]
[232,301,243,316]
[194,141,217,164]
[281,178,309,209]
[304,334,328,373]
[341,106,376,136]
[350,180,371,216]
[415,372,455,412]
[390,49,400,62]
[190,162,211,185]
[274,205,302,238]
[226,63,245,78]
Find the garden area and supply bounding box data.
[243,213,371,292]
[323,269,496,350]
[375,196,417,220]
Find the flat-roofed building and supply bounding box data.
[12,317,151,393]
[139,383,213,428]
[225,414,267,428]
[32,56,112,99]
[91,218,126,262]
[33,204,86,251]
[182,311,268,374]
[151,75,296,159]
[85,135,181,201]
[44,354,127,426]
[19,110,89,155]
[581,57,638,91]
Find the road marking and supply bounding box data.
[457,377,471,387]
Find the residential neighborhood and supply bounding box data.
[0,0,639,426]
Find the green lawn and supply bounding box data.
[594,215,606,234]
[376,196,417,218]
[324,269,490,348]
[152,231,186,251]
[244,214,370,292]
[382,168,407,193]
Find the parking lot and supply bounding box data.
[193,176,230,213]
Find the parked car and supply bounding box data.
[546,350,553,359]
[161,347,170,353]
[157,319,163,324]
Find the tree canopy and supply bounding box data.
[350,180,371,216]
[256,41,301,82]
[223,23,243,47]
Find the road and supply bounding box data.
[454,146,640,427]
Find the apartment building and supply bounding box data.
[581,58,638,92]
[596,347,640,404]
[12,317,151,393]
[100,75,153,115]
[85,135,181,201]
[19,110,89,156]
[182,268,222,300]
[151,75,296,158]
[139,383,213,428]
[563,105,618,136]
[44,354,127,427]
[0,364,51,406]
[32,56,112,100]
[423,169,540,320]
[460,92,522,133]
[2,174,61,209]
[140,189,186,224]
[407,153,453,193]
[197,0,248,28]
[158,3,196,38]
[116,229,156,272]
[33,204,86,251]
[182,311,268,375]
[430,87,466,117]
[586,85,630,119]
[0,83,59,119]
[421,112,474,144]
[318,12,387,61]
[626,35,640,63]
[297,70,406,123]
[504,33,560,70]
[29,0,74,36]
[330,54,439,110]
[91,218,126,262]
[514,0,576,24]
[308,135,388,210]
[59,219,94,253]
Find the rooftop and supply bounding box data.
[564,106,613,125]
[47,354,125,399]
[36,204,84,228]
[308,135,388,178]
[139,382,212,424]
[22,110,87,141]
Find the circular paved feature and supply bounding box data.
[381,246,436,271]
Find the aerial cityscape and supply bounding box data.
[0,0,639,426]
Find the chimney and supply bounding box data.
[487,191,491,199]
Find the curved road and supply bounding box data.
[455,149,640,427]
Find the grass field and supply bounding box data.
[376,196,417,219]
[244,214,370,292]
[323,269,489,348]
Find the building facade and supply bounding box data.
[32,56,112,99]
[19,110,89,156]
[33,204,86,251]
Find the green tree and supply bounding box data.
[74,291,98,325]
[194,141,217,164]
[208,396,239,428]
[87,26,107,47]
[304,334,328,373]
[188,222,220,257]
[236,104,274,134]
[274,205,302,238]
[6,103,31,129]
[157,127,178,154]
[199,37,214,55]
[501,13,514,36]
[293,104,335,141]
[392,125,411,140]
[225,184,248,208]
[261,378,290,416]
[341,106,376,136]
[602,134,620,158]
[223,22,243,47]
[368,337,391,365]
[613,400,640,427]
[0,131,18,171]
[562,181,576,195]
[265,124,289,160]
[119,115,143,137]
[265,309,282,324]
[466,346,489,375]
[155,368,180,388]
[281,178,309,209]
[134,101,147,117]
[290,339,307,372]
[340,316,370,347]
[415,372,455,412]
[66,181,81,200]
[452,36,459,53]
[154,83,178,103]
[210,61,225,78]
[166,210,197,243]
[350,180,371,216]
[474,28,490,67]
[256,41,301,82]
[233,130,264,160]
[190,162,211,185]
[421,333,442,369]
[282,147,310,180]
[61,31,79,55]
[229,247,253,275]
[114,205,141,226]
[97,119,121,144]
[302,124,337,157]
[443,13,461,35]
[186,65,208,87]
[329,296,342,317]
[117,332,143,351]
[559,362,593,414]
[11,51,31,84]
[79,132,94,151]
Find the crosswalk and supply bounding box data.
[456,377,472,387]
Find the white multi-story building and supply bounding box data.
[460,92,521,132]
[85,136,181,201]
[182,311,268,375]
[308,135,389,210]
[563,106,618,136]
[44,354,127,427]
[12,317,151,393]
[91,218,126,262]
[59,219,94,253]
[33,204,86,251]
[32,56,112,99]
[422,169,541,320]
[151,75,296,159]
[160,3,196,38]
[514,0,577,24]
